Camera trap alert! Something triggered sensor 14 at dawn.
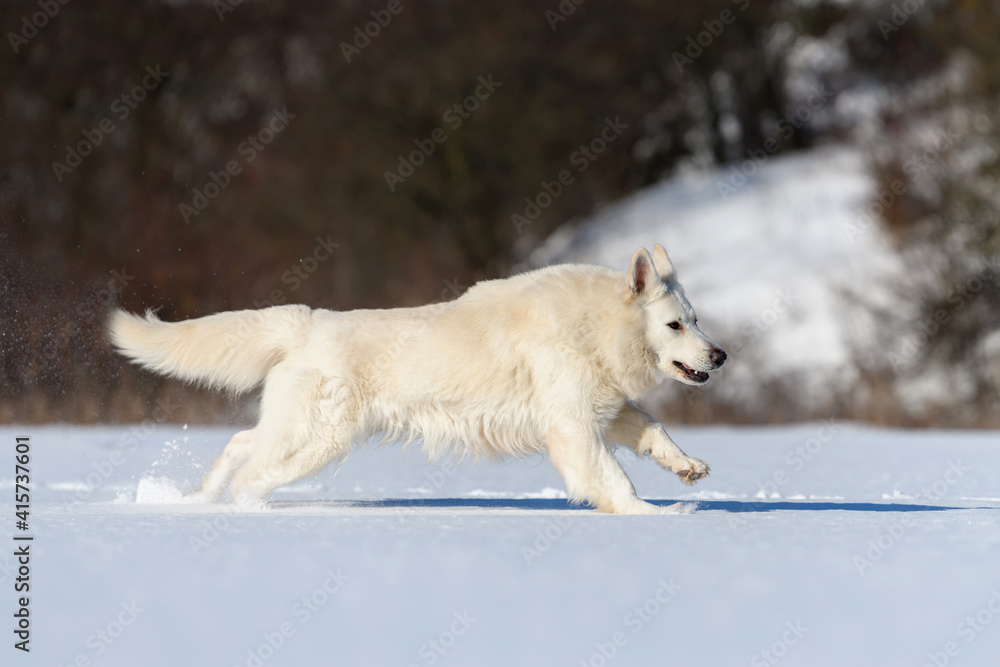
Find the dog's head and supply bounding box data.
[626,245,726,386]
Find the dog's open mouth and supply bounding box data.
[673,361,709,383]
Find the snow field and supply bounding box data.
[2,423,998,667]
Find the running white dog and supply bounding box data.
[110,244,726,514]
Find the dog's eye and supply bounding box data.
[667,322,681,330]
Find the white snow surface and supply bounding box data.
[527,147,902,398]
[4,423,999,666]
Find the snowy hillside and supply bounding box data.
[526,147,903,407]
[6,424,1000,667]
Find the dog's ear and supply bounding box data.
[627,247,657,297]
[652,244,677,283]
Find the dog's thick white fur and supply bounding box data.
[110,245,726,514]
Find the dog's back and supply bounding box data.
[290,264,632,459]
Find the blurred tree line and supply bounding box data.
[0,0,996,424]
[846,0,1000,426]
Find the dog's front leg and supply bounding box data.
[546,420,659,514]
[607,402,710,485]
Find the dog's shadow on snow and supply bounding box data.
[272,498,976,513]
[673,499,970,513]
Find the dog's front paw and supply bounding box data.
[675,457,710,485]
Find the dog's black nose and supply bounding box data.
[709,348,727,368]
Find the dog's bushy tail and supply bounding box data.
[109,305,312,393]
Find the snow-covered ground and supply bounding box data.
[4,423,999,666]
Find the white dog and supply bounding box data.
[110,244,726,514]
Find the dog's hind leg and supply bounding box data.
[229,367,359,504]
[230,431,354,505]
[546,419,659,515]
[190,428,256,502]
[607,402,710,485]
